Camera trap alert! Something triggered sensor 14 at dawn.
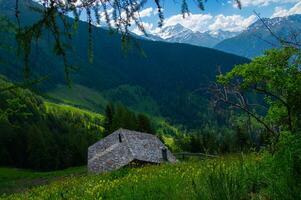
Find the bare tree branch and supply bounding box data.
[208,80,277,136]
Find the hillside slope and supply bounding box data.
[0,77,104,170]
[0,0,249,127]
[215,15,301,58]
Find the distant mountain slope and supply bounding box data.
[140,24,239,48]
[0,0,249,128]
[214,15,301,58]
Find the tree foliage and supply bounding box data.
[104,103,154,136]
[214,47,301,146]
[0,77,103,170]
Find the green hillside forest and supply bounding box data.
[1,0,301,199]
[0,0,249,127]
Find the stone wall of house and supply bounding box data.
[124,131,177,163]
[88,142,133,173]
[88,129,177,173]
[88,131,133,173]
[88,131,120,161]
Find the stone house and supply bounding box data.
[88,129,176,173]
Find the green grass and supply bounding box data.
[47,84,162,116]
[0,167,86,195]
[45,102,105,132]
[1,155,266,200]
[1,150,299,200]
[46,84,108,113]
[45,101,105,120]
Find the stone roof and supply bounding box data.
[88,129,176,173]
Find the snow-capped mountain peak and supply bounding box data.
[215,14,301,58]
[208,30,239,40]
[158,23,194,40]
[145,24,239,48]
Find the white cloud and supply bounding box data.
[95,4,258,36]
[271,2,301,18]
[153,13,256,33]
[130,12,257,37]
[139,7,154,18]
[208,14,257,32]
[163,14,213,32]
[132,22,155,35]
[152,8,164,15]
[99,8,114,22]
[238,0,300,8]
[97,7,154,28]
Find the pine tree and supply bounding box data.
[104,103,115,136]
[137,114,153,134]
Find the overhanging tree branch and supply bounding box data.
[209,81,277,136]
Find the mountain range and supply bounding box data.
[215,14,301,58]
[140,23,239,48]
[139,15,301,58]
[0,0,249,128]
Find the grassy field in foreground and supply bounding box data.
[1,155,268,200]
[0,167,86,195]
[2,152,299,200]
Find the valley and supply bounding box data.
[0,0,301,199]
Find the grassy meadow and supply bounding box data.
[0,167,86,195]
[1,152,297,200]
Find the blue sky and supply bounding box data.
[144,0,296,18]
[71,0,301,35]
[123,0,301,35]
